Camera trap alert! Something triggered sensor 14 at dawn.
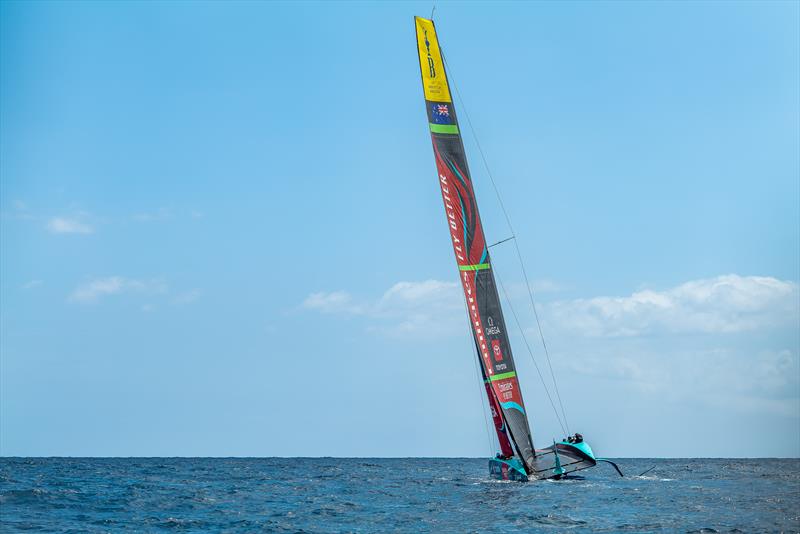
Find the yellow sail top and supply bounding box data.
[414,17,452,103]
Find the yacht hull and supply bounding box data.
[489,440,599,481]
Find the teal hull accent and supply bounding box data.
[489,438,603,481]
[488,457,528,481]
[558,440,595,460]
[552,441,566,476]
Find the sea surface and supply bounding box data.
[0,458,798,532]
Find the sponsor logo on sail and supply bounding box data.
[423,29,436,78]
[431,103,453,125]
[491,339,504,362]
[486,316,501,335]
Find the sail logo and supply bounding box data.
[491,339,504,362]
[439,174,465,262]
[416,18,451,102]
[435,149,492,368]
[431,103,454,125]
[461,270,493,370]
[423,29,436,78]
[486,316,501,335]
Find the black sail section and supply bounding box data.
[414,16,538,475]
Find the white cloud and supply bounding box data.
[302,274,799,418]
[47,217,93,234]
[4,200,35,220]
[172,289,203,305]
[567,346,799,417]
[302,290,363,314]
[546,275,800,418]
[548,275,798,337]
[70,277,128,301]
[132,208,207,222]
[379,280,460,308]
[302,280,462,337]
[373,280,461,337]
[498,279,564,301]
[70,276,167,303]
[133,208,171,222]
[20,280,43,290]
[0,200,31,221]
[303,275,798,339]
[532,278,563,293]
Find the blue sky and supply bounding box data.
[1,1,798,458]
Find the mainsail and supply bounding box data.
[414,17,537,474]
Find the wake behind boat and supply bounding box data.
[413,16,622,482]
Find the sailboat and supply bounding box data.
[414,16,622,481]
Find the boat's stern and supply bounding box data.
[488,457,529,481]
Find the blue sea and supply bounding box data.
[1,458,798,532]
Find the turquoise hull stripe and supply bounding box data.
[501,401,526,415]
[559,440,596,460]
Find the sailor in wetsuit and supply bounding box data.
[566,433,584,444]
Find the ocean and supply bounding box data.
[1,457,797,532]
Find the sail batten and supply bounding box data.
[414,17,538,475]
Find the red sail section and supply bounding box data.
[484,371,515,457]
[432,127,536,471]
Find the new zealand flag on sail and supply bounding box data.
[430,103,454,125]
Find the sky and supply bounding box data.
[1,1,798,458]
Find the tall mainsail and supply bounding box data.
[414,17,537,473]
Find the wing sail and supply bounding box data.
[414,16,537,474]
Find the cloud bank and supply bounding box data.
[303,274,798,339]
[46,217,93,234]
[301,274,799,417]
[70,276,167,303]
[548,275,798,337]
[302,280,461,337]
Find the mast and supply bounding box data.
[414,17,538,474]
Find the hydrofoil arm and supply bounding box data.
[595,458,624,477]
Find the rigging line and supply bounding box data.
[512,238,571,435]
[488,235,516,248]
[472,345,496,457]
[462,291,496,455]
[496,269,567,437]
[441,51,571,435]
